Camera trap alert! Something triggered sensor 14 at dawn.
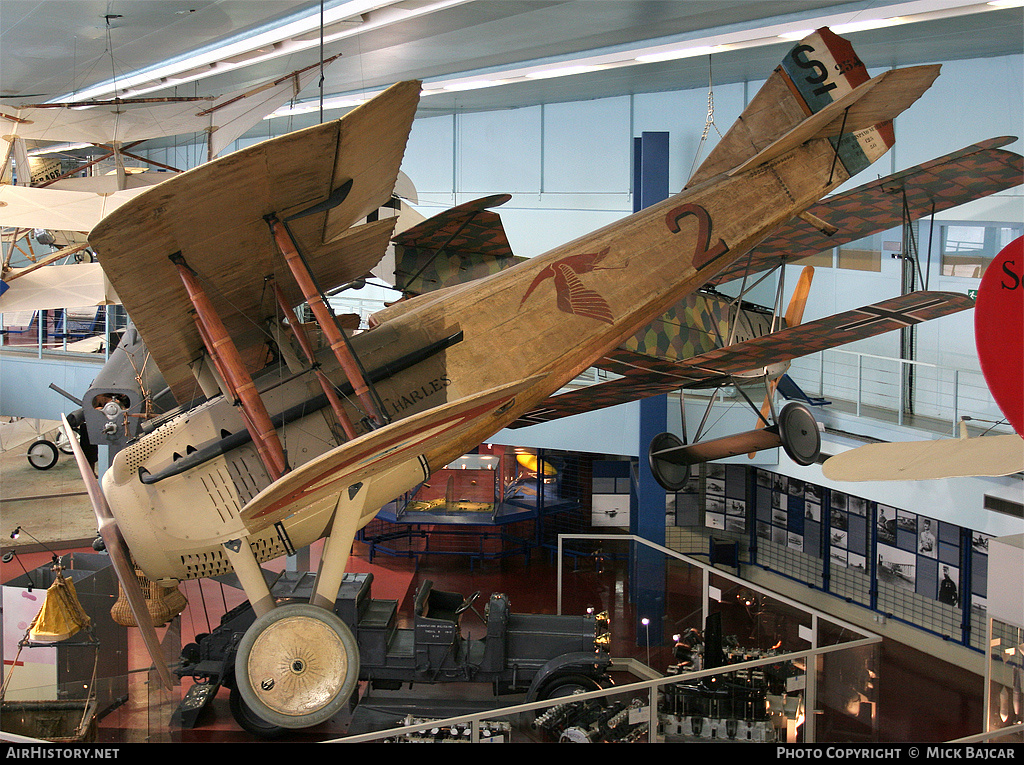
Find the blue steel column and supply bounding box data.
[630,132,669,651]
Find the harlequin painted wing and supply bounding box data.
[390,194,522,295]
[509,291,976,427]
[707,137,1024,286]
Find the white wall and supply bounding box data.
[0,352,103,419]
[402,54,1023,346]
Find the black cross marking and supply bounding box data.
[836,297,946,333]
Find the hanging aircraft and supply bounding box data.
[391,137,1021,481]
[0,58,341,313]
[55,28,1012,732]
[0,55,341,169]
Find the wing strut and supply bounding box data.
[171,252,289,480]
[266,214,389,430]
[271,279,359,441]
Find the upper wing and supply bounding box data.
[0,418,60,452]
[509,291,974,427]
[0,263,116,311]
[708,137,1024,286]
[88,81,422,403]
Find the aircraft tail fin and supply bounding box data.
[688,28,930,186]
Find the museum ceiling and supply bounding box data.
[1,1,1021,125]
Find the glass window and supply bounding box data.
[837,233,883,272]
[940,223,1022,278]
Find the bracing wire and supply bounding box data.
[688,55,724,180]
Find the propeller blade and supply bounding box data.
[60,415,174,690]
[748,380,780,459]
[785,266,815,328]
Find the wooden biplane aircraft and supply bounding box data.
[54,28,1019,732]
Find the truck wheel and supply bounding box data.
[228,684,287,739]
[234,603,359,731]
[538,673,602,700]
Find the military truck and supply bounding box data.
[174,572,612,737]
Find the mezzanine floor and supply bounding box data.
[0,442,994,744]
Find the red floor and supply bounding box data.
[1,536,991,744]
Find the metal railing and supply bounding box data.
[787,348,1011,435]
[326,532,884,743]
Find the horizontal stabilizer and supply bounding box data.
[391,194,521,294]
[823,434,1024,481]
[709,137,1023,286]
[729,65,940,177]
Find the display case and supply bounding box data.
[985,536,1024,740]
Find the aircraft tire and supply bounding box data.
[648,432,690,492]
[777,402,821,466]
[234,602,359,731]
[228,684,287,739]
[55,430,77,455]
[27,440,59,470]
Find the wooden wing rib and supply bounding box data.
[88,81,421,404]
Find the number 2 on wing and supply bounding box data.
[664,203,730,269]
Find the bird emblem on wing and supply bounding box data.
[519,248,626,324]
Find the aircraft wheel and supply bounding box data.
[27,440,59,470]
[777,402,821,466]
[234,603,359,731]
[54,430,77,455]
[228,684,287,739]
[648,432,689,491]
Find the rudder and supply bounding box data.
[688,28,893,187]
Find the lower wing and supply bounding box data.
[509,291,974,427]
